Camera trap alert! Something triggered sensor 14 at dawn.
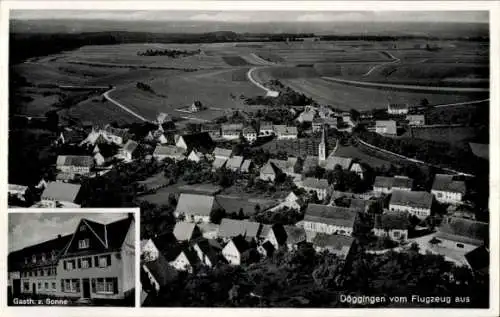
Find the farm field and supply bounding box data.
[62,98,145,125]
[334,144,396,169]
[403,126,479,147]
[280,77,487,110]
[108,68,264,121]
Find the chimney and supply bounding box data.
[57,234,62,239]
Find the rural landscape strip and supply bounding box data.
[103,88,152,123]
[322,76,489,93]
[247,66,279,95]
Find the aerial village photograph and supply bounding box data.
[7,211,136,306]
[6,7,492,309]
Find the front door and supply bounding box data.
[12,279,21,297]
[32,283,36,296]
[82,279,90,298]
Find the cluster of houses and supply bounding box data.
[8,215,135,302]
[369,103,426,137]
[199,121,299,143]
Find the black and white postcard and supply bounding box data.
[2,1,499,316]
[7,211,137,307]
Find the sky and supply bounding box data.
[8,212,130,252]
[10,10,489,24]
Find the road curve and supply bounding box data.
[103,88,152,122]
[247,67,279,97]
[322,76,489,93]
[362,51,401,77]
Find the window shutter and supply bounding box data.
[91,278,96,293]
[61,280,64,292]
[106,255,111,266]
[94,256,98,267]
[113,278,118,294]
[77,259,81,269]
[63,261,67,270]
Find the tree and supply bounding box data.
[210,207,226,224]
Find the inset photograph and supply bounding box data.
[7,211,136,307]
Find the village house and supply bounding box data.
[119,140,138,162]
[242,127,258,143]
[296,106,317,123]
[226,156,244,172]
[434,216,488,253]
[212,147,232,160]
[56,155,94,175]
[268,191,303,212]
[222,235,250,266]
[175,132,214,153]
[389,190,433,219]
[240,159,253,173]
[174,193,222,223]
[273,125,298,140]
[373,212,410,242]
[341,112,356,127]
[187,149,204,163]
[311,234,355,259]
[349,162,366,179]
[268,158,300,179]
[40,182,82,208]
[93,152,106,167]
[221,123,244,140]
[325,155,353,171]
[258,121,274,137]
[387,103,409,115]
[169,248,199,273]
[140,232,179,264]
[406,114,425,126]
[9,216,135,301]
[375,120,397,136]
[261,224,307,253]
[259,161,281,182]
[152,145,186,162]
[215,195,278,218]
[298,204,359,237]
[80,125,130,147]
[297,177,330,201]
[431,174,467,204]
[193,239,223,268]
[201,124,222,140]
[142,254,178,293]
[312,117,338,132]
[373,175,413,195]
[140,239,160,263]
[217,218,262,243]
[173,222,202,242]
[190,100,203,113]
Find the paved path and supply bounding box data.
[363,51,401,77]
[247,67,279,97]
[103,88,152,122]
[433,98,489,108]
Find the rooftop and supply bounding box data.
[304,204,359,228]
[432,174,466,195]
[41,182,81,203]
[390,190,433,209]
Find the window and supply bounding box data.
[24,257,28,265]
[52,282,56,291]
[63,279,80,293]
[29,271,32,277]
[80,225,87,232]
[78,239,89,249]
[457,243,464,249]
[38,282,41,289]
[23,282,29,292]
[34,270,38,277]
[41,253,46,262]
[32,255,36,263]
[40,269,44,276]
[81,257,90,269]
[98,255,111,268]
[51,250,56,261]
[65,260,75,270]
[95,278,117,294]
[45,282,49,290]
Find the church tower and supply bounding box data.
[318,124,327,163]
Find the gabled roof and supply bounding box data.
[388,103,409,110]
[41,182,81,203]
[283,225,307,245]
[221,123,244,131]
[153,145,186,157]
[173,222,198,241]
[240,159,253,172]
[374,212,410,230]
[392,176,413,189]
[390,190,433,209]
[303,204,359,228]
[144,254,178,287]
[273,125,298,135]
[269,224,288,245]
[325,156,352,170]
[269,158,297,173]
[104,125,130,139]
[259,121,273,130]
[432,174,466,195]
[303,156,319,172]
[213,147,232,158]
[375,120,397,134]
[373,176,393,189]
[302,177,330,190]
[104,216,134,249]
[350,199,376,212]
[56,155,94,168]
[194,239,222,265]
[175,194,219,217]
[176,248,200,266]
[406,114,425,121]
[151,232,180,261]
[212,157,228,169]
[436,216,488,246]
[218,218,261,240]
[215,195,277,217]
[228,235,250,253]
[123,140,138,154]
[178,132,214,153]
[242,127,257,135]
[312,233,354,250]
[226,156,244,170]
[260,162,279,176]
[464,246,489,272]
